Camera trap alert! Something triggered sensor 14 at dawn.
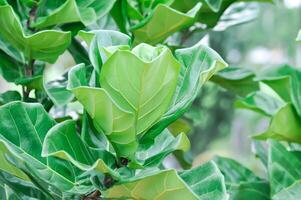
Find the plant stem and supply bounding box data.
[83,190,101,200]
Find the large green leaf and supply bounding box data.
[141,42,227,146]
[268,140,301,200]
[72,87,137,158]
[0,171,49,200]
[104,161,226,200]
[0,5,71,63]
[253,103,301,143]
[42,120,119,179]
[103,169,199,199]
[179,161,227,200]
[33,0,116,28]
[131,3,201,44]
[100,44,181,135]
[214,156,270,200]
[0,102,92,195]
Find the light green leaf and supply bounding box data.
[103,169,200,199]
[33,0,116,28]
[268,140,301,200]
[214,156,270,200]
[136,129,190,167]
[72,87,137,158]
[100,44,181,135]
[253,103,301,144]
[141,42,227,146]
[42,120,119,179]
[0,102,92,194]
[211,67,259,97]
[0,5,71,63]
[131,3,201,44]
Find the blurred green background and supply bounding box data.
[0,0,300,174]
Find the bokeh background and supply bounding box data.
[1,0,300,175]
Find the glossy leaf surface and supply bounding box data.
[0,5,71,63]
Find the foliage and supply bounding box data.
[0,0,298,199]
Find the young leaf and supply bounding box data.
[33,0,116,28]
[141,42,227,146]
[72,87,137,158]
[136,129,190,167]
[268,140,301,199]
[100,44,181,135]
[0,5,71,63]
[214,156,270,200]
[131,3,201,44]
[0,102,92,194]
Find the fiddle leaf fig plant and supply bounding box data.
[0,0,298,199]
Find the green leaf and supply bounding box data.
[235,90,285,116]
[88,30,131,73]
[42,120,120,179]
[0,171,49,200]
[0,102,92,194]
[268,140,301,200]
[100,44,181,135]
[0,5,71,63]
[214,156,270,200]
[67,63,91,90]
[211,67,259,97]
[131,3,201,44]
[136,129,190,167]
[141,42,227,146]
[252,141,268,167]
[44,73,73,106]
[72,87,137,158]
[0,91,21,106]
[104,169,199,199]
[172,0,274,28]
[179,161,227,200]
[0,49,23,82]
[253,103,301,144]
[33,0,116,29]
[259,65,301,117]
